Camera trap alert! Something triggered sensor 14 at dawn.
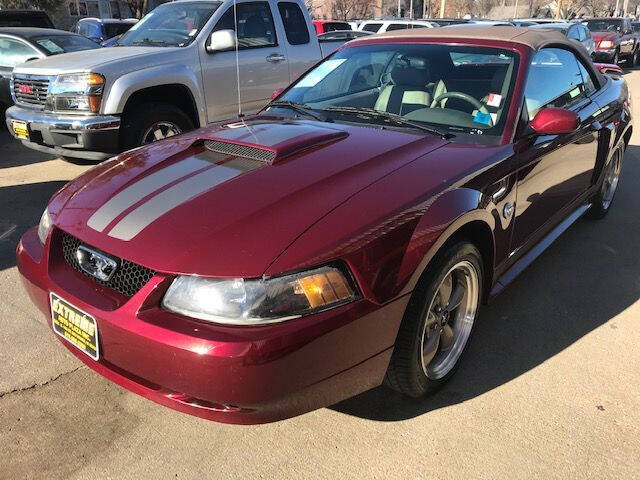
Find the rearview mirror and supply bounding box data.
[206,29,237,53]
[530,107,580,135]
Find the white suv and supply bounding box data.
[358,20,438,33]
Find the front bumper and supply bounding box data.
[17,227,407,424]
[5,106,120,160]
[593,49,618,63]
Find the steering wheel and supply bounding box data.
[430,92,492,125]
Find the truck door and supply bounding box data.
[275,1,323,82]
[201,1,289,121]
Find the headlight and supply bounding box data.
[37,208,52,245]
[47,72,105,113]
[599,40,615,49]
[162,265,358,326]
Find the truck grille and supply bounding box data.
[12,75,51,108]
[61,231,156,297]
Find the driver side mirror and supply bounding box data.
[206,29,237,53]
[529,107,580,135]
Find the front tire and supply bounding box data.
[590,144,624,219]
[632,48,640,67]
[385,241,483,397]
[120,103,194,151]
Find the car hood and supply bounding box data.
[592,32,619,42]
[12,46,177,75]
[52,117,448,277]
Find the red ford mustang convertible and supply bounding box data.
[17,27,631,424]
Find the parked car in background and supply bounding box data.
[583,17,639,65]
[424,18,469,25]
[358,19,438,33]
[72,18,138,44]
[5,0,350,161]
[317,30,372,41]
[0,28,100,121]
[312,20,351,34]
[445,20,514,27]
[632,21,640,33]
[18,26,631,424]
[514,18,563,24]
[0,10,54,28]
[510,19,538,27]
[529,22,595,58]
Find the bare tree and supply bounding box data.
[121,0,149,19]
[331,0,374,19]
[0,0,60,8]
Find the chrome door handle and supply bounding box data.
[266,54,286,63]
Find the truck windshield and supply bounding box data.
[117,1,221,47]
[584,20,622,32]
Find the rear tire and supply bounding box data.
[385,241,483,397]
[633,48,640,67]
[590,143,624,219]
[120,103,194,151]
[613,50,620,65]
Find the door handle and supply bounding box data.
[266,54,286,63]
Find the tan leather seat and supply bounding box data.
[375,66,430,115]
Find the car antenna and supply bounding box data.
[233,0,243,118]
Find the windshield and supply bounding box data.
[276,44,518,142]
[584,19,622,32]
[33,35,101,54]
[117,1,220,47]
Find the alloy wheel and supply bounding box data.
[420,260,479,380]
[601,147,623,210]
[142,121,182,145]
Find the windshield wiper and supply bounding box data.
[323,106,452,139]
[268,101,331,123]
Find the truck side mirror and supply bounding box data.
[206,29,237,53]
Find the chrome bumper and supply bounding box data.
[5,106,120,160]
[5,106,120,132]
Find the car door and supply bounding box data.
[201,0,289,122]
[511,47,600,251]
[276,1,317,82]
[0,36,43,108]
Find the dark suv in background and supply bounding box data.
[72,18,137,44]
[0,10,54,28]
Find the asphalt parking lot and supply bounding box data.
[2,72,640,480]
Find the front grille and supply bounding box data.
[61,232,156,297]
[12,75,50,108]
[205,140,276,162]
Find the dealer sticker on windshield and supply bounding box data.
[50,293,99,360]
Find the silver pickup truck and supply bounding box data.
[5,0,343,160]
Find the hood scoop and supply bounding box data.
[202,120,348,164]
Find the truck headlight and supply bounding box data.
[599,40,614,49]
[162,265,359,326]
[47,73,105,113]
[37,207,52,245]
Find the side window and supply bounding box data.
[567,26,580,40]
[524,48,588,118]
[361,23,382,33]
[386,24,408,31]
[576,59,597,95]
[277,2,309,45]
[213,2,277,49]
[0,38,39,68]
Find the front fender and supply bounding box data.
[396,188,496,299]
[102,64,206,126]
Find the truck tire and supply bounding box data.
[120,103,194,151]
[613,49,620,65]
[633,48,640,67]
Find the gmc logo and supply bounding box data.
[17,84,33,95]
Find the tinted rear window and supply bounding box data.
[104,23,134,38]
[0,12,53,28]
[361,23,382,32]
[278,2,310,45]
[324,22,350,32]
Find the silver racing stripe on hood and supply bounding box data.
[87,157,213,233]
[106,157,262,241]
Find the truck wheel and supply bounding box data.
[120,103,194,151]
[633,48,640,67]
[385,241,483,397]
[613,50,620,65]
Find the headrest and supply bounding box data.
[391,66,429,88]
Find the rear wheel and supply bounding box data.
[633,48,640,67]
[385,241,483,397]
[613,50,620,65]
[120,103,194,151]
[590,144,624,219]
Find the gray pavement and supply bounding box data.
[1,70,640,479]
